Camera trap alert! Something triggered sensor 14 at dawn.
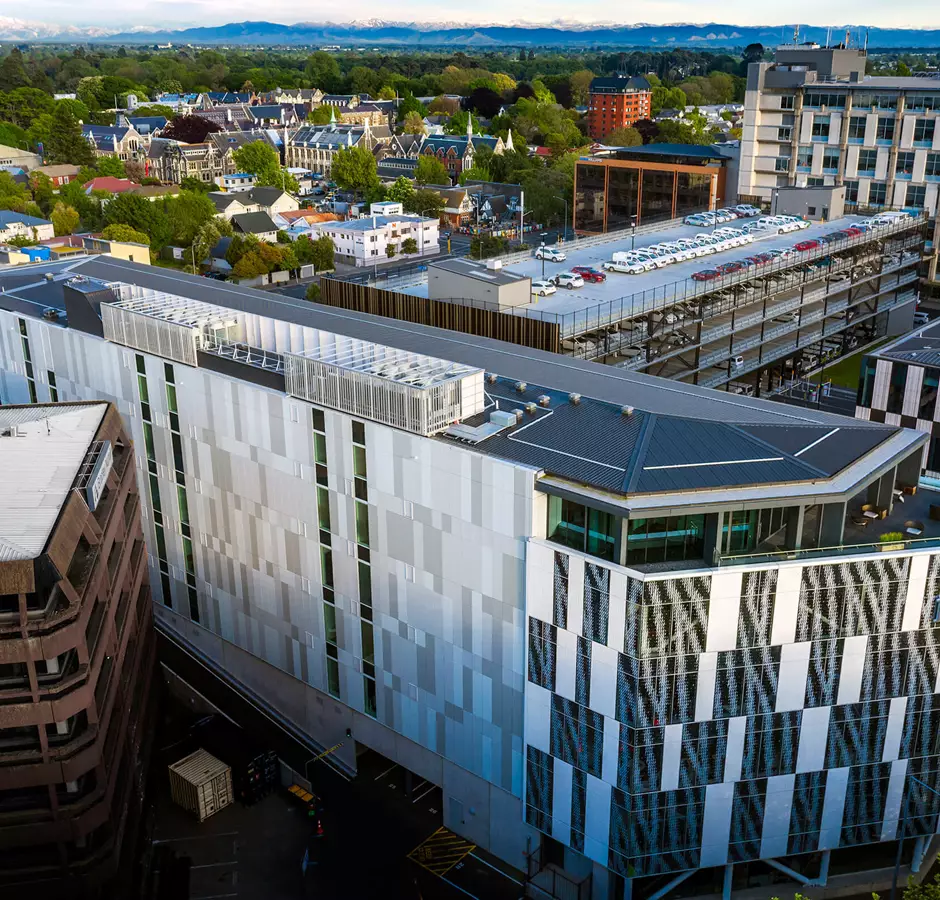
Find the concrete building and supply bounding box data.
[739,43,940,218]
[586,75,652,141]
[1,260,940,898]
[428,258,532,309]
[0,400,154,896]
[773,184,847,221]
[0,212,54,242]
[316,208,439,266]
[0,144,41,171]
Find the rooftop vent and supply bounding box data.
[489,409,516,428]
[486,372,498,384]
[622,405,635,417]
[512,408,524,422]
[569,393,581,405]
[514,381,527,393]
[537,394,551,407]
[42,308,59,321]
[44,272,54,282]
[525,402,538,415]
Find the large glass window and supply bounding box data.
[896,151,915,176]
[858,357,876,407]
[886,362,908,415]
[797,146,813,168]
[927,153,940,178]
[721,510,758,553]
[914,119,936,144]
[908,93,940,112]
[920,372,938,419]
[822,148,840,171]
[847,117,866,141]
[626,515,704,565]
[574,163,607,232]
[640,169,675,224]
[811,117,830,140]
[869,182,888,206]
[857,149,878,174]
[907,184,927,208]
[547,495,617,561]
[675,172,712,219]
[606,166,639,231]
[876,117,895,141]
[844,180,859,203]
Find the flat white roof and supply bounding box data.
[0,403,108,561]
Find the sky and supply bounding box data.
[5,1,940,30]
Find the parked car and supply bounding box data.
[535,246,566,262]
[603,260,647,274]
[571,266,606,283]
[732,204,762,217]
[531,279,557,297]
[795,239,821,252]
[554,272,585,290]
[692,269,721,281]
[914,311,931,326]
[716,261,745,275]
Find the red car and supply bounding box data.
[570,266,606,283]
[716,261,744,275]
[795,239,821,251]
[692,269,720,281]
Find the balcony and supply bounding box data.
[720,484,940,567]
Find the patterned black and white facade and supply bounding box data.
[525,540,940,880]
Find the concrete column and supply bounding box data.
[897,450,922,491]
[819,502,847,548]
[704,513,721,565]
[867,467,897,513]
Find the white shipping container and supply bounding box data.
[168,749,233,822]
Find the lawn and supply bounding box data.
[808,337,893,389]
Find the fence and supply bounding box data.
[318,277,561,353]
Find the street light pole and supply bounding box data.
[631,215,637,251]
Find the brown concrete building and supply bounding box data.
[0,402,154,897]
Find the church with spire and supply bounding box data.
[418,115,507,182]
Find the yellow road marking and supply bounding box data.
[408,826,476,877]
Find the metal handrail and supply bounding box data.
[719,533,940,566]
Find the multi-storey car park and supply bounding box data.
[377,210,926,396]
[3,257,940,898]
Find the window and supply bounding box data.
[914,119,936,144]
[804,92,846,109]
[775,157,790,172]
[927,153,940,178]
[896,151,915,176]
[823,148,840,171]
[908,93,940,112]
[907,184,927,208]
[869,182,888,206]
[876,117,895,141]
[626,515,705,565]
[844,180,859,202]
[811,117,830,140]
[780,95,795,110]
[797,146,812,168]
[807,178,824,188]
[886,363,908,415]
[47,370,57,402]
[848,116,866,141]
[858,149,878,174]
[777,126,792,141]
[872,94,898,110]
[920,372,938,419]
[547,495,617,562]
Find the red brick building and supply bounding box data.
[586,75,652,141]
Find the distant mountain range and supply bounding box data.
[2,18,940,49]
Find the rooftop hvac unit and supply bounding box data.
[525,402,538,415]
[537,395,551,407]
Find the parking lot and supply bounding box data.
[403,215,881,329]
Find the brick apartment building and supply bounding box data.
[587,75,652,141]
[0,402,154,898]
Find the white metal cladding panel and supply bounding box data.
[700,782,735,867]
[705,569,742,653]
[902,553,930,631]
[902,366,924,418]
[796,706,831,774]
[101,303,198,367]
[882,696,909,763]
[759,774,796,860]
[770,564,802,645]
[818,767,850,850]
[880,758,909,841]
[551,758,573,843]
[873,358,892,409]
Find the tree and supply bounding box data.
[0,170,30,212]
[101,223,151,245]
[458,164,491,186]
[403,187,445,217]
[180,176,212,193]
[166,190,217,246]
[0,50,30,92]
[428,96,459,116]
[604,126,642,147]
[96,155,127,178]
[29,172,54,212]
[386,243,397,259]
[569,70,594,106]
[103,193,173,249]
[444,110,479,136]
[633,118,660,145]
[466,86,503,119]
[45,103,95,167]
[131,104,175,120]
[401,237,418,255]
[305,283,321,302]
[385,176,416,206]
[50,202,80,236]
[397,91,427,122]
[232,140,299,192]
[308,234,335,272]
[651,86,688,116]
[414,155,450,186]
[330,145,379,196]
[377,86,396,101]
[402,111,426,134]
[305,51,342,92]
[233,251,269,279]
[743,43,765,64]
[162,114,222,144]
[0,88,54,128]
[0,121,27,150]
[307,105,333,125]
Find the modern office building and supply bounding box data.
[0,401,154,897]
[586,75,652,141]
[855,318,940,481]
[573,145,735,234]
[1,259,940,898]
[738,42,940,286]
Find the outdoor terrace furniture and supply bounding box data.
[901,483,918,496]
[862,504,887,519]
[904,520,925,536]
[850,515,870,528]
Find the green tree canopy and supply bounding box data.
[232,140,299,192]
[330,145,379,196]
[166,190,217,246]
[414,155,450,186]
[604,126,642,147]
[101,223,151,245]
[45,102,95,167]
[50,201,80,236]
[103,193,172,249]
[96,155,126,178]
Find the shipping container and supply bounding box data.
[168,748,233,822]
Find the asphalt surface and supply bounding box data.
[152,630,525,900]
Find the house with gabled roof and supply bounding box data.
[419,119,507,180]
[82,123,145,162]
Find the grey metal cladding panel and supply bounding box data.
[634,455,819,493]
[797,427,899,475]
[63,257,891,431]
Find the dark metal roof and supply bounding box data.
[612,143,729,160]
[589,75,651,92]
[0,257,918,499]
[875,321,940,368]
[232,212,278,234]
